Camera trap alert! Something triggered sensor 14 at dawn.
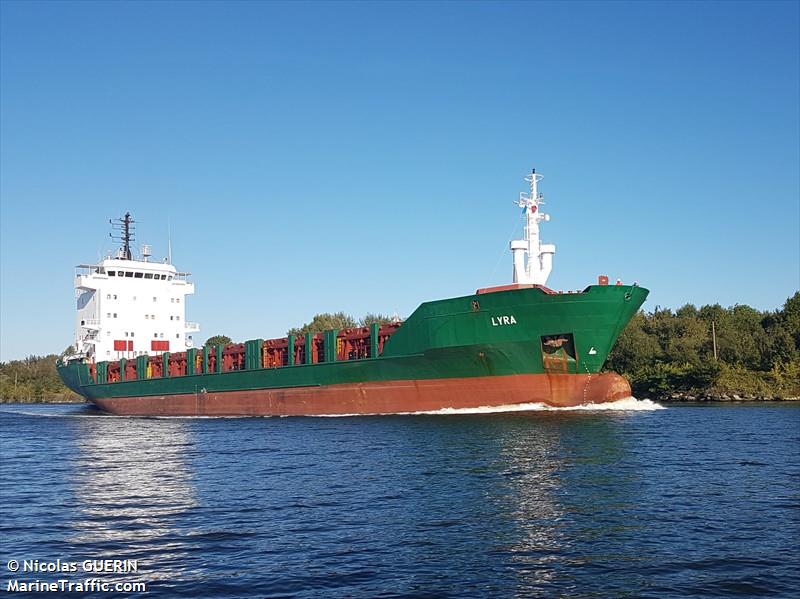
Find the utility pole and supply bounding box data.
[711,321,718,361]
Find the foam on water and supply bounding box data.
[408,396,664,414]
[0,405,104,418]
[319,397,664,417]
[0,397,664,419]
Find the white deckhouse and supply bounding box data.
[71,214,199,363]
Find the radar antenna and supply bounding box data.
[109,212,135,260]
[508,168,556,285]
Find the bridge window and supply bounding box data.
[144,273,153,279]
[124,271,133,278]
[134,272,143,278]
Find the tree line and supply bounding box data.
[605,292,799,399]
[0,354,82,402]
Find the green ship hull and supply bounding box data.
[58,284,648,416]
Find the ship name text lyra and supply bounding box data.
[491,315,518,327]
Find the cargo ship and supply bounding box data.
[57,170,648,416]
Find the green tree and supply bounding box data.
[359,313,395,327]
[606,311,661,374]
[761,325,796,369]
[716,305,767,369]
[778,291,800,351]
[204,335,232,347]
[649,307,708,366]
[675,304,699,319]
[287,312,358,337]
[0,354,82,403]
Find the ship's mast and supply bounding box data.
[509,169,556,285]
[110,213,135,260]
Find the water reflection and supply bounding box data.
[69,416,198,583]
[493,413,634,596]
[492,417,567,591]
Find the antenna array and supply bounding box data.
[109,213,135,260]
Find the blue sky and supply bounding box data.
[1,0,798,361]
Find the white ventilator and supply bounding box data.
[510,169,556,285]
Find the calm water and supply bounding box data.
[0,400,798,598]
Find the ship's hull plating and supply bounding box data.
[87,373,631,416]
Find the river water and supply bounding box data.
[0,400,798,598]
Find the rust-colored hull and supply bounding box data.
[90,373,632,416]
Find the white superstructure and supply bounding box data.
[510,169,556,285]
[71,214,199,363]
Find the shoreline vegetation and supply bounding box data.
[1,295,797,404]
[606,292,799,402]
